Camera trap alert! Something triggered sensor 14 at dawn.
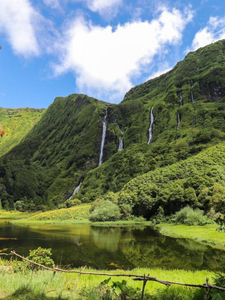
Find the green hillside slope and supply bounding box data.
[118,141,225,219]
[1,40,225,217]
[0,95,118,208]
[76,39,225,201]
[0,107,45,157]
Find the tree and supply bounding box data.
[89,200,121,222]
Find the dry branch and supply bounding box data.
[5,251,225,293]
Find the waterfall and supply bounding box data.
[177,91,183,107]
[190,80,195,103]
[118,137,123,151]
[69,182,81,200]
[98,111,107,166]
[118,127,124,152]
[176,92,182,134]
[177,112,181,130]
[147,106,154,145]
[193,115,196,126]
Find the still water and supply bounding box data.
[0,220,224,271]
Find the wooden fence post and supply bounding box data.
[141,274,147,300]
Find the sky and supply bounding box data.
[0,0,225,109]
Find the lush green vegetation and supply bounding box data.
[157,223,225,249]
[117,142,225,220]
[1,40,225,223]
[172,206,213,226]
[0,107,45,157]
[0,210,37,219]
[12,204,91,225]
[0,256,217,299]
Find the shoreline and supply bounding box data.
[1,209,225,250]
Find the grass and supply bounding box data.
[90,220,152,227]
[157,223,225,249]
[0,259,216,299]
[0,210,37,220]
[8,207,151,227]
[12,204,91,225]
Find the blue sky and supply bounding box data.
[0,0,225,109]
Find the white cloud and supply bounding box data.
[53,8,193,102]
[43,0,61,9]
[0,0,41,57]
[63,0,122,19]
[191,16,225,51]
[86,0,122,12]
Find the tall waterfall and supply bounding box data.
[118,137,123,151]
[147,106,154,144]
[190,80,195,103]
[176,92,182,133]
[177,91,183,107]
[69,182,81,200]
[118,127,124,152]
[98,111,107,166]
[177,112,181,130]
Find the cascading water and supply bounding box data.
[190,80,195,103]
[177,112,181,130]
[118,137,123,151]
[118,127,124,152]
[176,92,182,134]
[147,106,154,144]
[177,91,183,107]
[98,111,107,166]
[69,182,81,200]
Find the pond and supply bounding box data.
[0,220,224,271]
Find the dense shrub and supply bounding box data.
[65,198,81,208]
[26,247,55,270]
[89,199,121,222]
[173,206,213,225]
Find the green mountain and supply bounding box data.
[0,107,45,157]
[1,40,225,218]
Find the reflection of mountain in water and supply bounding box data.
[1,221,225,271]
[177,238,208,252]
[91,227,122,252]
[119,227,225,271]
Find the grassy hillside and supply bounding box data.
[76,40,225,201]
[117,141,225,218]
[0,107,45,157]
[1,40,225,216]
[0,94,117,209]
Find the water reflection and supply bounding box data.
[91,227,122,252]
[0,220,224,271]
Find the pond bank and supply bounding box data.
[1,209,225,250]
[157,223,225,249]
